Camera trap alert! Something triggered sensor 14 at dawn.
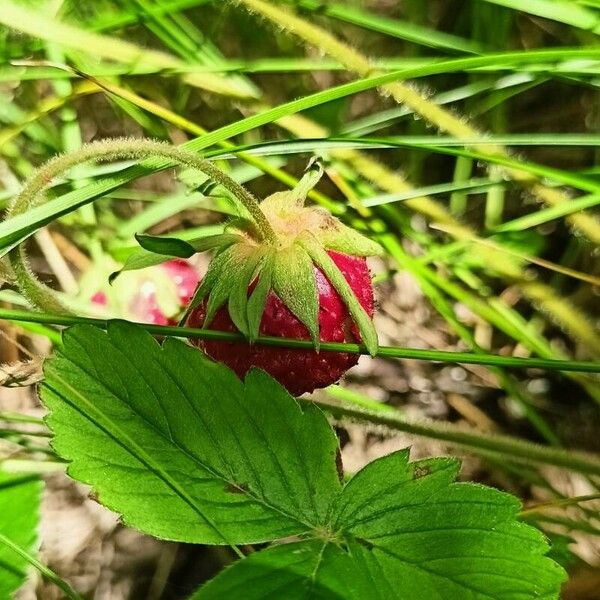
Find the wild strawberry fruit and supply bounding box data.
[187,250,373,395]
[174,162,382,396]
[90,259,199,325]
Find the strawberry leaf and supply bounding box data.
[0,473,42,598]
[192,450,566,600]
[40,322,341,545]
[272,246,320,347]
[40,322,565,599]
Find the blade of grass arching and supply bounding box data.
[122,0,260,100]
[197,135,600,192]
[385,235,561,445]
[294,0,485,54]
[0,0,254,99]
[234,0,600,242]
[211,133,600,149]
[477,0,600,34]
[492,192,600,232]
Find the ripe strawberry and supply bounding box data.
[155,162,384,396]
[90,259,199,325]
[187,250,374,395]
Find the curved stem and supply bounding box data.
[7,138,276,313]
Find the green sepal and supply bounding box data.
[247,251,275,342]
[322,222,384,257]
[179,244,236,324]
[301,234,378,357]
[228,248,267,336]
[272,245,320,348]
[260,161,324,213]
[203,244,258,328]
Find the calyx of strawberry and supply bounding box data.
[141,163,383,355]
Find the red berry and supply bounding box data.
[186,251,374,395]
[91,259,199,325]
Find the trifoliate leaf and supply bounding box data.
[41,322,565,599]
[0,473,42,598]
[247,251,275,342]
[321,222,384,257]
[40,322,341,544]
[228,248,266,336]
[301,235,378,356]
[192,450,566,600]
[272,245,319,347]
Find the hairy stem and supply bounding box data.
[7,138,276,313]
[307,397,600,477]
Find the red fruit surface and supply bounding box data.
[186,251,374,396]
[91,259,199,325]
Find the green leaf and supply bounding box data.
[247,251,275,341]
[110,231,239,284]
[0,473,42,598]
[301,236,378,356]
[135,233,197,258]
[192,450,566,600]
[40,322,341,545]
[272,246,319,347]
[41,322,565,599]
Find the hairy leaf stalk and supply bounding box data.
[7,138,276,313]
